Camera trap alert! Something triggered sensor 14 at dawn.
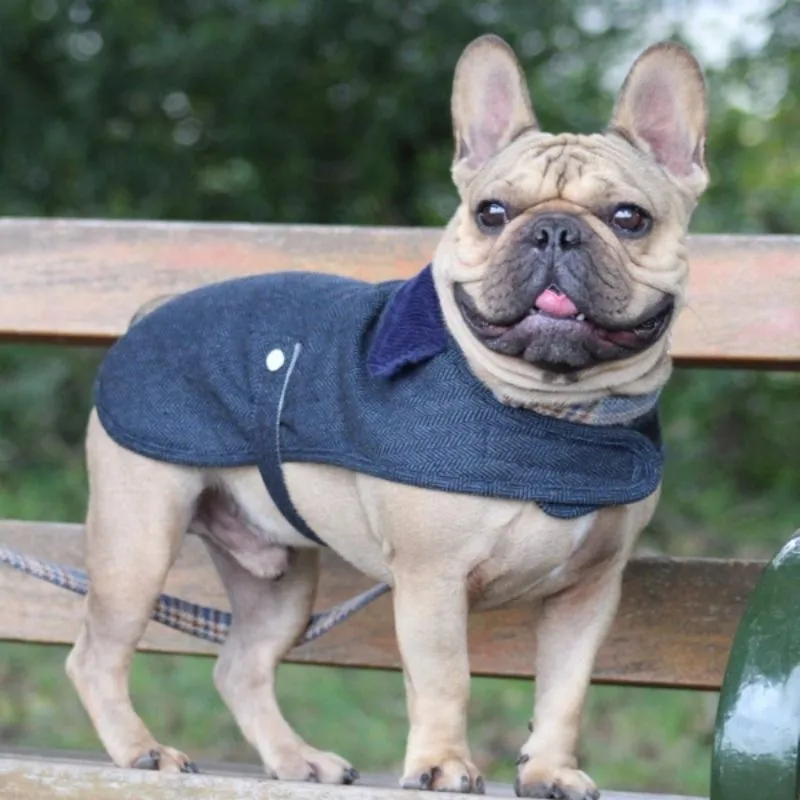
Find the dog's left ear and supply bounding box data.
[451,34,538,191]
[610,42,709,197]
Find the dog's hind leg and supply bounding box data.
[206,542,358,784]
[66,410,202,773]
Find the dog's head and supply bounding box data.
[435,35,708,406]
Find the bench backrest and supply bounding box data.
[1,218,798,692]
[2,219,799,368]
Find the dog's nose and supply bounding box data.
[530,214,582,252]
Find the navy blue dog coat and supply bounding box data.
[95,265,663,545]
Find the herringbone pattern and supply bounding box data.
[95,267,663,542]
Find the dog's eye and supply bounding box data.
[610,204,652,237]
[476,201,509,234]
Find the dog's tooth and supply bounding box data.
[576,313,586,321]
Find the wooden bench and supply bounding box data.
[0,218,798,800]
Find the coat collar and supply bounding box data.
[366,264,447,378]
[365,264,661,429]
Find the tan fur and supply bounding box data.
[67,34,708,799]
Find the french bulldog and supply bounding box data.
[66,33,708,800]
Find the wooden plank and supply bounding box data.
[0,218,798,368]
[0,520,763,690]
[0,755,705,800]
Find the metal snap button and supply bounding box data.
[265,348,286,372]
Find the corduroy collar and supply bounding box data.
[366,264,447,378]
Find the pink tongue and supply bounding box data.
[534,288,578,318]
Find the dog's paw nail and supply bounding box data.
[475,776,486,794]
[343,767,360,784]
[527,720,533,732]
[516,753,530,766]
[460,775,471,792]
[402,770,438,790]
[132,749,160,770]
[181,760,200,774]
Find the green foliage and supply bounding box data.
[0,0,626,224]
[0,345,97,521]
[0,1,798,795]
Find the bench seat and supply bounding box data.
[0,753,705,800]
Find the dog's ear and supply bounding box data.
[610,42,708,197]
[451,34,538,190]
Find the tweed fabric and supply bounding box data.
[94,266,663,545]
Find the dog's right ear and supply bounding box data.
[451,34,538,191]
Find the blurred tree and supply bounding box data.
[0,0,796,552]
[0,1,637,224]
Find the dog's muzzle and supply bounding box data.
[455,282,674,374]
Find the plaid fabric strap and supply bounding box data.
[0,544,390,646]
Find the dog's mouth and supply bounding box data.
[454,283,674,373]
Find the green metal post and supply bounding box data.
[711,530,800,799]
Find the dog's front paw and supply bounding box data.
[268,745,358,785]
[514,755,598,800]
[401,756,484,793]
[131,746,199,774]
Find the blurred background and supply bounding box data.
[0,0,797,795]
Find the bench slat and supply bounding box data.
[0,755,705,800]
[0,218,798,368]
[0,520,762,691]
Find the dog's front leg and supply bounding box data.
[393,568,483,794]
[515,559,627,800]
